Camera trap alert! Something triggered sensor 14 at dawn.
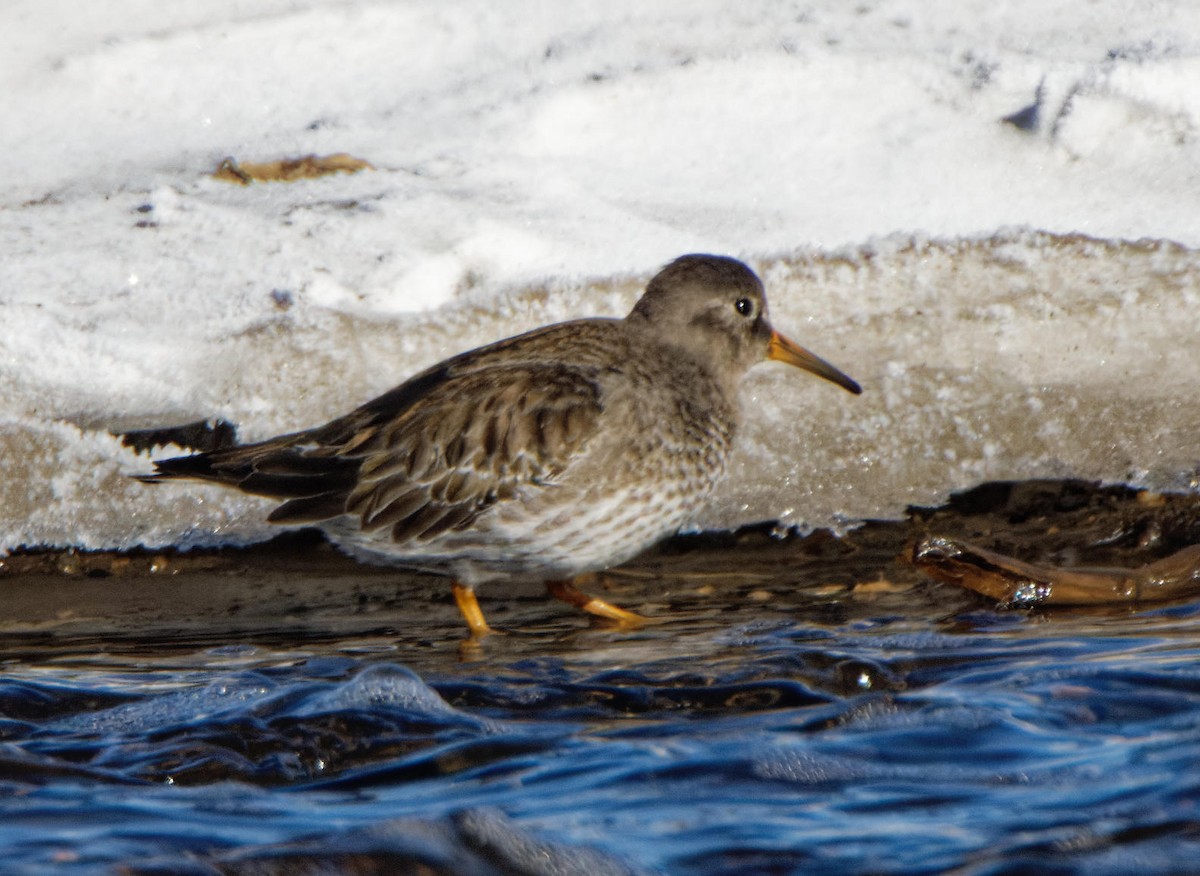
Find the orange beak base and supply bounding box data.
[767,331,862,395]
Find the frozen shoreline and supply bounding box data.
[3,231,1198,552]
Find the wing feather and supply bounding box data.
[345,365,603,544]
[144,351,607,545]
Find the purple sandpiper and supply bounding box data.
[142,255,861,635]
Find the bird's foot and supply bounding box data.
[546,577,660,628]
[452,581,495,638]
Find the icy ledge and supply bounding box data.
[2,229,1197,552]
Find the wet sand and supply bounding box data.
[3,479,1198,650]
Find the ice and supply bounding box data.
[2,2,1200,551]
[712,232,1200,530]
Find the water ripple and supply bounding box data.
[2,596,1200,873]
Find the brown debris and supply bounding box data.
[213,153,375,185]
[851,576,912,600]
[903,479,1200,608]
[119,418,239,455]
[910,535,1200,607]
[0,547,217,578]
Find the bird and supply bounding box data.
[140,255,862,637]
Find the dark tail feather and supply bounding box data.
[134,452,231,486]
[138,445,360,503]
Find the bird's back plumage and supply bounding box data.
[144,315,735,580]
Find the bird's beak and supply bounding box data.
[767,330,862,395]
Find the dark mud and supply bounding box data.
[2,479,1200,874]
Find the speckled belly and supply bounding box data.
[324,462,720,584]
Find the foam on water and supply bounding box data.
[290,664,480,722]
[54,673,278,736]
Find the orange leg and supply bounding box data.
[546,574,652,625]
[451,581,493,638]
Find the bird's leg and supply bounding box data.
[546,574,651,625]
[451,581,493,637]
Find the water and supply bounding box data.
[3,481,1200,874]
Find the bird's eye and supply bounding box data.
[734,297,755,317]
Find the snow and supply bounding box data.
[2,1,1200,551]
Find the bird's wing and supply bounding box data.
[220,362,604,545]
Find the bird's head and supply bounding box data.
[628,254,862,395]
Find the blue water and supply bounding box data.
[3,594,1200,875]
